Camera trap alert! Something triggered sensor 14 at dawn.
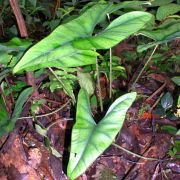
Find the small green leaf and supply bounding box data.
[158,19,180,29]
[67,89,136,179]
[44,136,62,157]
[0,87,33,137]
[27,0,37,7]
[78,72,95,96]
[171,76,180,86]
[0,38,32,67]
[0,37,32,53]
[0,52,13,66]
[151,0,174,7]
[11,81,27,92]
[0,95,9,126]
[161,92,173,110]
[50,147,62,158]
[91,95,98,109]
[140,23,180,41]
[178,96,180,106]
[172,147,178,155]
[11,87,33,119]
[176,129,180,135]
[35,124,47,137]
[49,70,76,102]
[137,41,159,52]
[169,149,175,157]
[161,125,177,134]
[138,22,180,52]
[156,3,180,20]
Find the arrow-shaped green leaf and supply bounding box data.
[72,11,153,50]
[67,89,136,179]
[13,2,152,73]
[12,3,113,73]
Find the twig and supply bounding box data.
[146,82,166,104]
[26,71,39,97]
[161,169,170,180]
[18,100,71,119]
[150,92,164,112]
[23,83,42,109]
[47,118,70,130]
[112,142,158,161]
[106,13,112,99]
[131,45,158,90]
[96,57,103,112]
[44,98,62,105]
[152,164,160,180]
[109,48,112,99]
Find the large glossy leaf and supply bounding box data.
[0,87,32,137]
[67,89,136,179]
[72,11,153,50]
[13,2,152,73]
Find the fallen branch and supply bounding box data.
[18,100,72,120]
[112,142,171,162]
[112,142,158,161]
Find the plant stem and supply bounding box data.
[106,14,113,99]
[150,92,164,112]
[96,57,103,112]
[10,0,38,97]
[48,67,76,103]
[18,100,71,119]
[9,0,28,37]
[109,48,112,99]
[47,119,69,130]
[112,142,158,161]
[131,45,158,90]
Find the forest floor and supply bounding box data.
[0,1,180,179]
[0,67,180,180]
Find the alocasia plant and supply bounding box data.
[67,89,136,179]
[13,3,153,73]
[10,3,153,179]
